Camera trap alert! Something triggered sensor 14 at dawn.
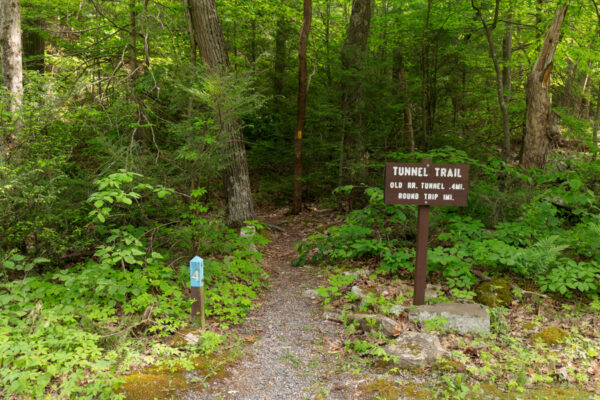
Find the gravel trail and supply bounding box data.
[188,209,360,400]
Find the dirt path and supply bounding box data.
[186,209,367,400]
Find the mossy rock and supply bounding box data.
[532,327,568,345]
[475,278,513,307]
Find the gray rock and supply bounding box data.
[388,305,406,317]
[240,225,256,238]
[384,331,445,368]
[301,289,320,300]
[240,225,258,251]
[322,311,343,323]
[349,313,402,338]
[343,269,368,277]
[351,285,365,298]
[426,284,442,298]
[408,303,490,334]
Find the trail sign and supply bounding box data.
[384,159,469,306]
[190,256,204,287]
[384,163,469,206]
[189,256,205,330]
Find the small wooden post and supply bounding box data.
[190,256,205,330]
[413,158,432,306]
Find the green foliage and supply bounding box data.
[0,172,267,398]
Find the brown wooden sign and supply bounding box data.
[384,162,469,206]
[384,160,470,306]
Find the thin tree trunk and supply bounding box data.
[420,0,432,148]
[595,83,600,159]
[189,0,255,227]
[393,48,414,152]
[128,0,148,146]
[292,0,312,214]
[273,7,286,97]
[502,6,512,98]
[1,0,24,155]
[522,4,568,169]
[472,0,511,160]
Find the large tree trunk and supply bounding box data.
[292,0,312,214]
[521,4,568,169]
[1,0,24,155]
[338,0,371,185]
[189,0,255,227]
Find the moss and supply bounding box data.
[433,358,466,373]
[475,278,514,307]
[523,322,536,331]
[118,371,188,400]
[360,379,401,400]
[398,383,431,399]
[475,383,594,399]
[118,345,244,399]
[532,327,568,345]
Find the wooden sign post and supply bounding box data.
[384,158,469,305]
[190,256,205,330]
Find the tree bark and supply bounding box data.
[292,0,312,214]
[393,48,414,153]
[521,4,568,169]
[338,0,371,185]
[472,0,511,160]
[1,0,24,155]
[273,9,286,97]
[188,0,255,227]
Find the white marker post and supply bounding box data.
[190,256,205,329]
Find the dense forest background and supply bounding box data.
[1,0,599,398]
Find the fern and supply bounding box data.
[515,235,569,277]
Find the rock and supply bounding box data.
[240,225,257,251]
[351,285,378,299]
[350,313,403,338]
[302,289,320,300]
[343,269,368,277]
[532,327,567,345]
[426,284,442,298]
[408,303,490,334]
[388,305,406,317]
[351,285,365,298]
[322,311,343,323]
[384,332,445,368]
[240,225,256,238]
[475,278,513,307]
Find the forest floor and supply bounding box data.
[120,207,599,400]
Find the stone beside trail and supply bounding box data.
[408,303,490,334]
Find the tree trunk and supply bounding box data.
[1,0,23,154]
[273,10,286,97]
[188,0,255,227]
[339,0,371,185]
[393,48,414,152]
[292,0,312,214]
[502,7,512,97]
[521,4,568,169]
[472,0,511,160]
